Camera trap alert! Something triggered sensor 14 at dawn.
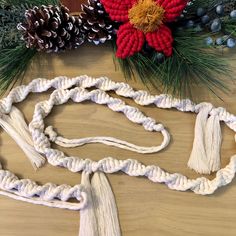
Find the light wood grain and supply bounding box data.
[0,43,236,236]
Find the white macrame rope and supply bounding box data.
[45,125,168,154]
[0,190,86,210]
[0,75,235,201]
[0,163,87,210]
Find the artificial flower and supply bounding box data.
[101,0,188,58]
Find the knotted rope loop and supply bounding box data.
[45,126,57,142]
[45,125,170,154]
[32,87,170,156]
[0,75,235,198]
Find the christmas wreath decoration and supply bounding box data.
[102,0,187,58]
[1,0,236,98]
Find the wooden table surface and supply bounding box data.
[0,44,236,236]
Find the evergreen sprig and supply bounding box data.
[0,0,58,6]
[114,30,231,99]
[0,5,25,49]
[222,17,236,37]
[0,46,36,94]
[185,0,234,14]
[0,0,59,95]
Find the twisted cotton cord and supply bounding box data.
[1,75,235,130]
[0,75,236,196]
[39,87,170,154]
[45,125,168,153]
[0,163,87,210]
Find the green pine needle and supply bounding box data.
[0,0,59,95]
[0,45,36,94]
[113,30,232,100]
[222,17,236,37]
[186,0,236,14]
[0,0,59,6]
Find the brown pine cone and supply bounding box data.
[79,0,117,45]
[17,5,85,52]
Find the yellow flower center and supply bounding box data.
[128,0,165,33]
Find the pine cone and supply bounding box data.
[79,0,117,45]
[17,5,85,52]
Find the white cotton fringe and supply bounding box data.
[79,171,98,236]
[91,172,121,236]
[205,114,222,172]
[188,106,222,174]
[188,106,211,174]
[0,106,45,169]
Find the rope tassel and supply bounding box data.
[188,105,222,174]
[79,171,121,236]
[91,172,121,236]
[188,105,212,174]
[79,171,98,236]
[205,111,222,172]
[0,106,45,169]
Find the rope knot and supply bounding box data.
[45,126,58,142]
[196,103,213,114]
[154,123,165,132]
[210,108,219,116]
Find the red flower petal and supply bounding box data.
[157,0,188,22]
[101,0,134,22]
[145,25,173,56]
[116,22,145,58]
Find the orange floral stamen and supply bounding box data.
[128,0,165,33]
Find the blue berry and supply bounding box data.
[205,37,214,46]
[216,5,224,15]
[186,20,194,28]
[155,53,165,63]
[227,38,236,48]
[230,10,236,18]
[197,7,206,17]
[201,15,210,24]
[210,19,221,32]
[216,37,223,45]
[157,53,164,58]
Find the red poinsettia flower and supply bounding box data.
[101,0,188,58]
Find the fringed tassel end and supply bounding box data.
[188,106,211,174]
[188,106,222,174]
[79,171,121,236]
[205,113,222,172]
[79,171,98,236]
[0,106,45,169]
[91,172,121,236]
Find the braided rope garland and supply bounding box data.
[0,158,87,210]
[0,75,235,211]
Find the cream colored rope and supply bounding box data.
[0,75,235,212]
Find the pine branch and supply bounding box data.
[185,0,235,13]
[113,30,232,100]
[0,0,59,94]
[222,17,236,36]
[0,5,25,49]
[0,0,59,6]
[0,45,36,95]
